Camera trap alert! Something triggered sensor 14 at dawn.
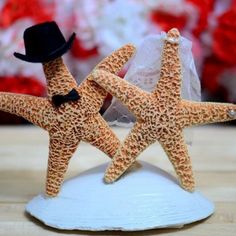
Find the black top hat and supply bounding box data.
[14,21,76,63]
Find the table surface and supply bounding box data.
[0,125,235,236]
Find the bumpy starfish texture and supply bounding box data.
[92,28,236,192]
[0,44,135,196]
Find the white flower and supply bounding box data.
[93,0,154,56]
[0,0,6,12]
[0,19,45,83]
[66,0,108,50]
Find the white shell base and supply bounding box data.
[26,162,214,231]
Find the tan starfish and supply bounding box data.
[92,28,236,191]
[0,44,135,197]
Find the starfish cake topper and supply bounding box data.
[92,28,236,191]
[0,21,135,197]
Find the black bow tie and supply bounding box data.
[52,88,80,107]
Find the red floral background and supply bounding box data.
[0,0,236,123]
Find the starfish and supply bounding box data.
[0,44,135,196]
[92,28,236,191]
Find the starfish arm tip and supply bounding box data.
[181,182,195,192]
[91,70,97,79]
[104,175,115,184]
[167,28,180,38]
[166,28,180,44]
[44,192,58,198]
[124,43,136,52]
[91,69,104,81]
[185,187,195,193]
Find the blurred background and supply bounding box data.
[0,0,236,124]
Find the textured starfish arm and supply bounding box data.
[92,70,150,119]
[46,136,79,197]
[153,28,182,105]
[80,44,136,110]
[104,122,155,183]
[0,92,50,129]
[159,132,195,191]
[181,100,236,127]
[95,44,136,74]
[82,115,120,158]
[43,58,78,98]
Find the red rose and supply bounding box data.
[150,10,187,32]
[71,37,98,60]
[0,76,45,96]
[150,0,214,36]
[186,0,215,36]
[201,57,230,94]
[0,0,54,28]
[213,6,236,65]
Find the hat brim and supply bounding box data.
[14,33,76,63]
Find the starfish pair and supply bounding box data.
[0,44,135,196]
[92,28,236,191]
[2,24,235,196]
